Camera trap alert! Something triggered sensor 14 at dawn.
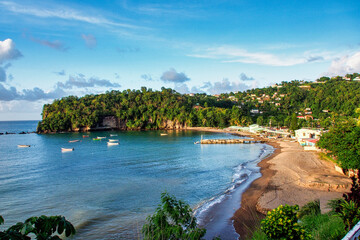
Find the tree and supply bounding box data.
[317,120,360,169]
[289,113,298,131]
[142,192,206,240]
[0,215,75,240]
[256,116,264,126]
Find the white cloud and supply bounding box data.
[325,51,360,76]
[189,45,334,67]
[160,68,190,83]
[0,38,23,64]
[0,1,140,29]
[174,83,190,94]
[0,83,66,101]
[204,78,251,95]
[56,74,121,89]
[239,73,254,81]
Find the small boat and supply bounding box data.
[97,137,106,139]
[18,145,30,148]
[69,140,80,143]
[93,138,101,141]
[160,133,168,136]
[110,134,118,137]
[108,139,119,142]
[82,135,89,138]
[107,142,119,146]
[61,148,74,152]
[194,141,200,144]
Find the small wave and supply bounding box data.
[195,144,275,222]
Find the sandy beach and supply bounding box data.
[187,127,352,240]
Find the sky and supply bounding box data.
[0,0,360,120]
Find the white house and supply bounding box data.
[295,128,322,140]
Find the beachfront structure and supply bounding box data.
[295,128,322,151]
[295,128,321,140]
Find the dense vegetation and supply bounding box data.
[317,119,360,169]
[37,75,360,133]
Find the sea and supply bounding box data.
[0,121,274,240]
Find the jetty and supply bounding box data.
[197,138,266,144]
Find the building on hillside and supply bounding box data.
[354,77,360,81]
[250,109,260,114]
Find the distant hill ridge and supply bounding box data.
[37,75,360,133]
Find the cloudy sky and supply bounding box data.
[0,0,359,120]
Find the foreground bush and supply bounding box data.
[0,215,75,240]
[261,204,311,240]
[301,213,346,240]
[142,192,206,240]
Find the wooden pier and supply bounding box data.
[196,138,265,144]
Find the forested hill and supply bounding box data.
[37,77,360,133]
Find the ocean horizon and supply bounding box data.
[0,121,273,239]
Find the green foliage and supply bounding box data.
[251,229,268,240]
[300,213,346,240]
[261,204,311,240]
[142,192,206,240]
[336,200,360,231]
[0,215,75,240]
[38,76,360,132]
[317,120,360,169]
[298,199,321,219]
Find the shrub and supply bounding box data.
[261,204,311,240]
[336,200,360,231]
[0,215,75,240]
[301,213,346,240]
[298,199,321,219]
[142,192,206,240]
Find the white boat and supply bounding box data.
[18,145,30,148]
[108,139,119,142]
[160,133,168,136]
[110,134,118,137]
[68,140,80,143]
[97,137,106,139]
[61,148,74,152]
[107,142,119,146]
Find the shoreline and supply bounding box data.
[231,139,280,239]
[186,127,351,240]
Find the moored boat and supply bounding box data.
[107,142,119,146]
[61,148,74,152]
[160,133,168,136]
[18,145,30,148]
[69,140,80,143]
[82,135,89,138]
[108,139,119,142]
[93,138,101,141]
[97,137,106,139]
[110,134,118,137]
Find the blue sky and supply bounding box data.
[0,0,359,120]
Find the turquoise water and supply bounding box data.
[0,121,272,239]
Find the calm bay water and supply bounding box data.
[0,121,273,239]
